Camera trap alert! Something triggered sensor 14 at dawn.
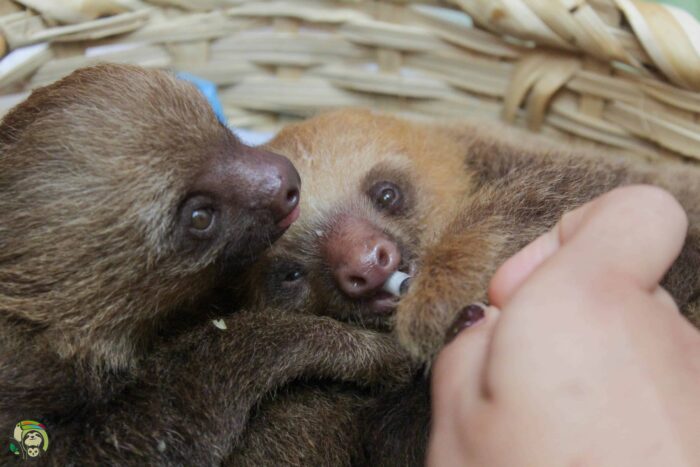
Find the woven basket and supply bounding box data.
[0,0,698,163]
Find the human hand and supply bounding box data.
[429,186,700,467]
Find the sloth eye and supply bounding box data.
[282,269,304,283]
[191,208,214,231]
[276,261,306,287]
[180,194,218,240]
[369,181,403,215]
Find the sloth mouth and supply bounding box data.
[368,291,399,315]
[277,204,300,229]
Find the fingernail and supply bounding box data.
[444,304,485,345]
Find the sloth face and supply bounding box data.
[249,109,467,329]
[23,431,42,447]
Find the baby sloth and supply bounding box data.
[242,112,467,332]
[232,108,700,465]
[0,67,414,465]
[244,108,700,360]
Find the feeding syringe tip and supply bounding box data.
[383,271,411,297]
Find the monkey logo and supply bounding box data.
[8,421,49,460]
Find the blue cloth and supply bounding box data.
[177,72,227,125]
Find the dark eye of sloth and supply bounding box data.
[275,261,306,286]
[180,194,218,238]
[283,270,304,283]
[191,208,214,231]
[368,181,403,215]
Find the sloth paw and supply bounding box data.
[394,271,484,363]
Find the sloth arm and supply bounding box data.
[34,312,413,466]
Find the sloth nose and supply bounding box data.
[323,217,401,298]
[270,155,301,226]
[234,145,301,227]
[257,150,301,226]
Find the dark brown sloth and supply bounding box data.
[0,67,412,465]
[230,108,700,466]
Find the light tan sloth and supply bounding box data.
[229,108,700,467]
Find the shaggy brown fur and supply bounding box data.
[230,108,700,465]
[230,378,430,467]
[231,384,369,466]
[0,67,412,465]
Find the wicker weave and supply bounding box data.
[0,0,698,162]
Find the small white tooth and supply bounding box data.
[383,271,410,297]
[212,319,228,330]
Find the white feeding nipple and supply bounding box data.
[382,271,411,297]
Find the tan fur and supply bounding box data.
[268,109,468,247]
